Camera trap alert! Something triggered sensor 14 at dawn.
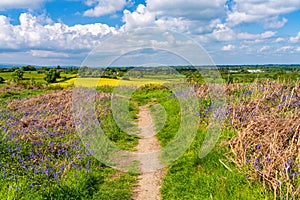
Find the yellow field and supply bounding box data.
[51,77,171,88]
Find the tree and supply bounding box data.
[13,69,24,81]
[11,66,19,71]
[21,65,36,71]
[44,69,61,83]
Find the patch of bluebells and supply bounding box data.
[0,91,101,192]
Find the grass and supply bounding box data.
[0,89,46,101]
[0,71,76,84]
[0,86,137,199]
[160,128,273,199]
[132,85,273,199]
[1,72,300,199]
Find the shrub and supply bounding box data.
[13,69,24,81]
[45,69,61,83]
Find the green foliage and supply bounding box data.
[12,69,24,81]
[21,65,36,71]
[11,66,19,71]
[44,69,61,83]
[0,76,4,84]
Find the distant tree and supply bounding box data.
[21,65,36,71]
[11,66,19,71]
[13,69,24,81]
[44,69,61,83]
[0,77,4,84]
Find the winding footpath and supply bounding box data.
[133,105,165,200]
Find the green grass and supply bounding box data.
[133,86,273,199]
[160,129,273,199]
[0,78,285,199]
[96,97,139,150]
[0,86,138,200]
[0,89,46,99]
[0,71,76,84]
[0,159,136,200]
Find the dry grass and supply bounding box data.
[7,89,111,134]
[219,79,300,198]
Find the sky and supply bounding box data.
[1,0,300,66]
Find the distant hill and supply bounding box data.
[0,64,78,69]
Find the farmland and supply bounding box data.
[0,66,300,199]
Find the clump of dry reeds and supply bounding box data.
[223,79,300,198]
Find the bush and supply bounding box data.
[0,76,4,84]
[12,69,24,82]
[45,69,61,83]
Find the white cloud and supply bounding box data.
[274,37,285,43]
[263,17,288,29]
[237,31,276,40]
[0,0,46,10]
[226,0,300,28]
[212,23,276,41]
[259,46,271,52]
[121,3,217,34]
[146,0,227,20]
[30,50,69,58]
[155,17,192,33]
[290,32,300,43]
[212,24,236,41]
[121,4,155,30]
[276,45,294,52]
[222,44,235,51]
[84,0,126,17]
[0,13,117,51]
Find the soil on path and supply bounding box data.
[133,105,165,200]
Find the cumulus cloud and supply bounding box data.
[226,0,300,28]
[276,45,294,52]
[30,50,69,58]
[84,0,126,17]
[211,24,236,41]
[274,37,285,43]
[147,0,227,20]
[259,46,271,52]
[121,3,218,34]
[212,23,276,41]
[237,31,276,40]
[0,0,46,10]
[290,32,300,43]
[263,17,288,29]
[0,13,117,51]
[222,44,235,51]
[122,4,155,30]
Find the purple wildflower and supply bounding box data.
[277,181,281,187]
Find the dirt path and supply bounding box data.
[133,105,165,200]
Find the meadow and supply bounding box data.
[0,66,300,199]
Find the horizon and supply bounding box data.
[1,63,300,69]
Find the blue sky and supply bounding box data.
[0,0,300,66]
